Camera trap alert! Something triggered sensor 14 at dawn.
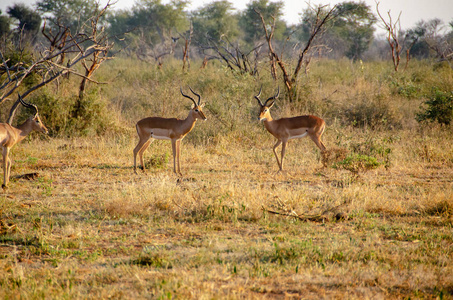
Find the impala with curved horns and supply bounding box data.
[256,87,327,172]
[133,87,207,176]
[1,95,48,188]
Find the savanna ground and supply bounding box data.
[1,58,453,299]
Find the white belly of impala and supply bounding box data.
[151,134,171,140]
[289,132,308,140]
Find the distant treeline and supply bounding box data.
[1,0,452,62]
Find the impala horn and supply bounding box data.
[255,86,263,106]
[188,86,201,105]
[180,87,197,107]
[18,94,38,117]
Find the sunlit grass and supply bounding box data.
[1,58,452,298]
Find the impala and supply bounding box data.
[133,87,207,175]
[256,87,327,172]
[1,95,48,188]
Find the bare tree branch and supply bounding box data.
[255,5,336,101]
[376,2,402,71]
[1,2,115,124]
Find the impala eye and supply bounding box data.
[195,109,199,112]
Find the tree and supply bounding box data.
[0,11,12,37]
[111,0,189,65]
[376,2,403,71]
[1,2,114,127]
[296,5,341,60]
[37,0,100,33]
[7,4,42,38]
[75,3,114,105]
[240,0,285,45]
[200,36,262,75]
[404,23,429,59]
[418,19,453,61]
[191,0,239,46]
[131,0,189,44]
[256,5,337,101]
[332,1,376,61]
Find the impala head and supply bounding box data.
[180,87,207,121]
[19,95,48,134]
[256,86,279,121]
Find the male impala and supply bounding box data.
[1,95,48,188]
[256,87,327,172]
[133,87,207,175]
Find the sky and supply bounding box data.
[1,0,452,36]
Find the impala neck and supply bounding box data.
[263,114,274,122]
[263,113,280,137]
[13,119,35,144]
[262,111,274,124]
[181,109,198,134]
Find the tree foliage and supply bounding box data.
[417,89,453,125]
[240,0,286,44]
[332,1,376,61]
[0,11,12,37]
[37,0,100,33]
[191,0,239,45]
[131,0,189,44]
[7,4,42,37]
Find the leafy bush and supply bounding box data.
[26,88,120,137]
[343,98,401,129]
[332,153,380,174]
[145,153,170,169]
[417,89,453,125]
[350,136,394,169]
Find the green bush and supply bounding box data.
[26,87,120,137]
[417,89,453,125]
[342,98,401,130]
[332,153,381,174]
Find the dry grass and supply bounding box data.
[1,58,452,298]
[0,125,452,298]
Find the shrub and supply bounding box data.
[25,87,121,137]
[332,153,381,174]
[417,89,453,125]
[343,98,401,129]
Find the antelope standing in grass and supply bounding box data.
[256,87,327,172]
[133,87,207,176]
[0,95,48,188]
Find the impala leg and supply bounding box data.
[280,141,287,172]
[2,147,9,188]
[133,138,151,174]
[138,140,152,172]
[176,139,182,176]
[310,134,327,167]
[171,139,178,175]
[272,140,283,171]
[310,135,327,152]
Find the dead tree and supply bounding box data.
[255,5,336,102]
[0,2,115,124]
[78,3,113,98]
[200,36,263,76]
[376,3,425,71]
[73,2,115,117]
[376,3,402,72]
[178,22,193,71]
[422,19,453,63]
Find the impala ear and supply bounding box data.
[199,103,205,108]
